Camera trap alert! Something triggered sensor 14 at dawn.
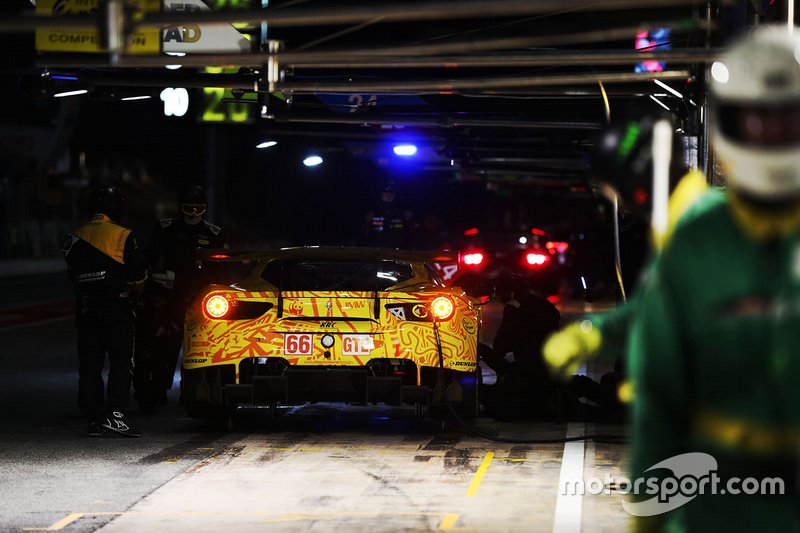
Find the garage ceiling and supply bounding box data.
[1,0,787,190]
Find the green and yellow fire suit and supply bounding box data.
[628,193,800,532]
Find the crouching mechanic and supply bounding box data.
[629,26,800,532]
[134,184,225,412]
[62,186,147,437]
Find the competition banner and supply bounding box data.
[35,0,161,54]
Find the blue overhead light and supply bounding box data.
[303,155,324,167]
[393,144,418,157]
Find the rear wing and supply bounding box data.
[197,247,462,289]
[198,247,458,264]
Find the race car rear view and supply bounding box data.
[182,247,483,422]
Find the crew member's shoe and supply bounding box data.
[101,411,143,437]
[87,421,107,437]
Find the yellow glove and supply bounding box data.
[542,319,602,382]
[628,515,666,533]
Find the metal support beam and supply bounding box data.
[0,0,719,33]
[37,49,721,70]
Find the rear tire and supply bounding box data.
[429,368,481,421]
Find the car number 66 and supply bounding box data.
[284,333,313,355]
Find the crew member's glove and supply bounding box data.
[541,319,602,382]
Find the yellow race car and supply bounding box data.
[182,247,483,421]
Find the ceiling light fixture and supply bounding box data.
[393,144,417,156]
[53,89,88,98]
[257,141,278,149]
[652,78,684,98]
[303,155,323,167]
[649,95,670,111]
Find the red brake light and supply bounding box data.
[204,294,231,319]
[461,251,485,267]
[208,254,231,260]
[525,252,550,267]
[463,227,479,236]
[531,228,546,236]
[545,241,569,254]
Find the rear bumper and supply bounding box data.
[182,359,478,416]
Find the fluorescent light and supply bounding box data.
[393,144,417,156]
[53,89,88,98]
[121,95,151,101]
[303,155,323,167]
[165,52,185,70]
[653,78,683,98]
[649,95,671,111]
[256,140,277,149]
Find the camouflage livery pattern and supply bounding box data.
[184,289,481,385]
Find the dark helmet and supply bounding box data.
[180,184,207,217]
[590,115,688,217]
[86,185,124,221]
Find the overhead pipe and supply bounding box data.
[276,70,691,93]
[0,0,719,33]
[273,114,603,129]
[287,50,719,69]
[35,20,713,69]
[52,68,689,94]
[38,48,721,70]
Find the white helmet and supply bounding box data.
[710,25,800,200]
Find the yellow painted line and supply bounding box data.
[438,513,460,530]
[24,512,121,531]
[259,515,337,524]
[165,447,220,464]
[466,451,495,497]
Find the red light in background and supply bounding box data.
[546,241,569,254]
[547,295,561,304]
[525,252,549,267]
[633,188,649,205]
[462,251,485,266]
[531,228,546,236]
[463,227,479,236]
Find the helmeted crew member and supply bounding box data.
[362,183,416,249]
[628,26,800,532]
[62,185,147,437]
[134,184,225,412]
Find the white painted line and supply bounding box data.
[552,422,585,533]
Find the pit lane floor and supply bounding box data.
[0,273,628,532]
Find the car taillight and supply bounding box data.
[461,250,485,267]
[545,241,569,254]
[204,294,231,319]
[524,252,550,267]
[430,296,455,321]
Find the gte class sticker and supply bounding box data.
[342,335,374,356]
